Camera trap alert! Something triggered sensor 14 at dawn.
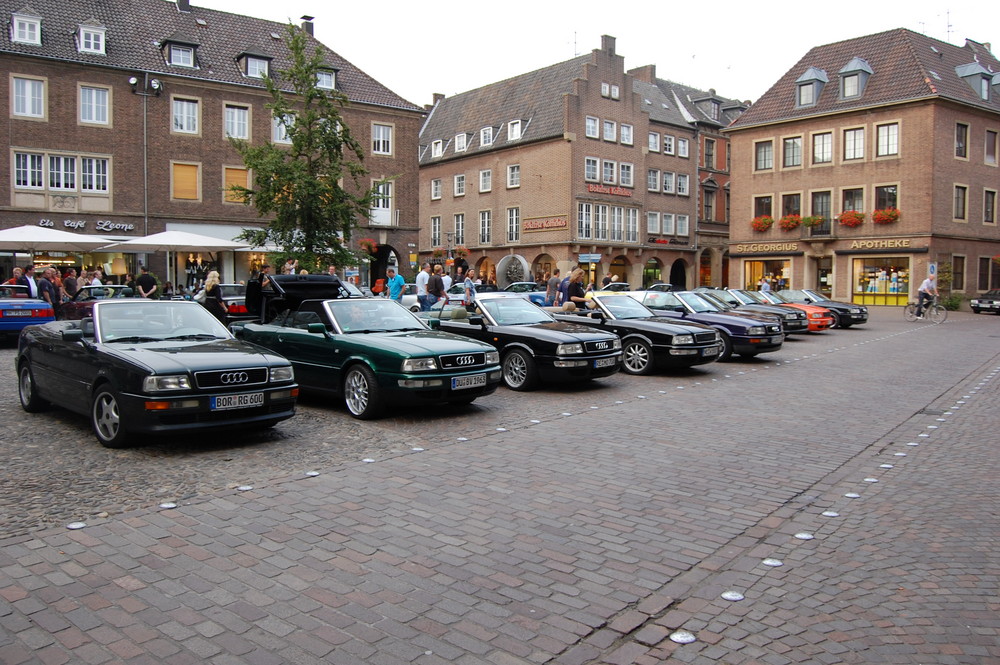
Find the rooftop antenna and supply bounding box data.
[946,9,952,42]
[574,31,578,57]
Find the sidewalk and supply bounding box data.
[2,312,999,664]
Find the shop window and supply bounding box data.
[853,258,909,306]
[744,260,790,291]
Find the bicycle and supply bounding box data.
[904,295,947,323]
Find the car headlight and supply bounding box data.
[810,312,823,318]
[269,366,294,382]
[673,334,694,345]
[143,375,191,392]
[556,343,584,355]
[612,337,621,350]
[486,350,500,365]
[784,313,798,320]
[402,357,438,371]
[747,326,767,335]
[849,308,860,313]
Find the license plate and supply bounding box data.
[4,310,32,317]
[452,374,486,390]
[594,357,617,368]
[703,346,719,356]
[211,392,264,410]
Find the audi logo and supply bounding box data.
[220,372,250,384]
[595,341,609,350]
[455,355,476,366]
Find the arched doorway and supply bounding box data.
[608,255,629,286]
[642,258,664,288]
[533,253,556,282]
[495,254,530,288]
[669,258,688,290]
[475,257,495,285]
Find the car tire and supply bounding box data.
[971,308,981,314]
[18,363,48,413]
[829,311,842,328]
[502,349,539,391]
[621,339,654,375]
[343,364,383,419]
[717,331,734,362]
[91,387,132,449]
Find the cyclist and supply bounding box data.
[914,274,938,319]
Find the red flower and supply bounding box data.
[872,208,900,224]
[778,214,802,231]
[838,210,866,227]
[751,215,774,232]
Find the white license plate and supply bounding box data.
[452,374,486,390]
[594,357,617,368]
[703,346,719,356]
[211,392,264,410]
[5,310,32,317]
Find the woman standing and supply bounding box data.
[201,270,228,323]
[567,268,589,309]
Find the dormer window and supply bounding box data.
[169,44,195,67]
[795,67,828,107]
[316,70,335,89]
[956,62,992,101]
[480,126,493,146]
[78,24,106,54]
[838,57,872,99]
[12,13,41,45]
[431,140,443,157]
[454,133,467,152]
[507,120,522,141]
[245,56,269,78]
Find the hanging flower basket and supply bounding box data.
[802,215,825,228]
[838,210,866,228]
[778,214,802,231]
[431,246,446,259]
[751,215,774,232]
[453,245,469,259]
[358,238,378,254]
[872,208,901,224]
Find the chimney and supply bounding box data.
[176,0,191,12]
[628,65,656,83]
[301,15,314,35]
[601,35,616,56]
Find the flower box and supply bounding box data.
[872,208,900,224]
[838,210,866,228]
[751,215,774,232]
[802,215,825,228]
[778,214,802,231]
[358,238,378,254]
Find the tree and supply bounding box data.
[229,24,379,272]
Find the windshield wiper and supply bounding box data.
[107,336,161,343]
[163,334,224,341]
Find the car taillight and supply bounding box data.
[228,304,247,314]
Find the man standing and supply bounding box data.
[428,265,446,306]
[915,273,938,319]
[136,266,158,299]
[259,264,273,290]
[37,267,59,311]
[415,262,432,311]
[441,268,453,292]
[62,268,79,300]
[327,265,337,278]
[18,265,40,299]
[386,267,405,302]
[546,268,561,306]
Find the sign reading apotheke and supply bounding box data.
[39,218,137,233]
[849,238,911,249]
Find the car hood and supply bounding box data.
[662,310,778,330]
[340,329,496,355]
[488,320,618,342]
[100,338,286,373]
[594,316,715,334]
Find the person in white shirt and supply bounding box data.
[442,271,453,292]
[914,274,938,319]
[91,269,103,286]
[415,262,432,311]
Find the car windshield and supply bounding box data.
[480,298,552,325]
[505,283,540,292]
[642,292,683,310]
[0,285,29,299]
[327,298,425,333]
[698,292,735,310]
[801,289,830,301]
[95,301,230,343]
[602,283,630,291]
[597,295,655,319]
[760,291,792,304]
[676,292,719,313]
[77,285,134,301]
[780,289,810,300]
[217,284,246,298]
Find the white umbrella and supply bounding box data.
[99,231,250,284]
[0,225,113,253]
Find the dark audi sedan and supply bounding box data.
[777,289,868,328]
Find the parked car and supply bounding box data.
[17,299,298,448]
[232,273,501,418]
[423,292,621,390]
[0,285,55,338]
[502,282,546,304]
[400,283,419,311]
[647,283,672,292]
[777,289,868,328]
[749,290,835,331]
[971,289,1000,314]
[694,287,809,334]
[597,282,632,292]
[216,283,256,325]
[628,290,784,361]
[550,294,721,374]
[58,284,138,320]
[445,282,500,305]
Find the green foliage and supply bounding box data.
[228,24,381,269]
[940,294,963,311]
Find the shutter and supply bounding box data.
[173,163,199,200]
[224,167,248,202]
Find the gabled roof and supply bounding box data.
[0,0,421,112]
[634,77,746,130]
[731,28,1000,129]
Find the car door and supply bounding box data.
[270,310,340,391]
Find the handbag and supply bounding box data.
[194,289,207,304]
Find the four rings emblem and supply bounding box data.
[595,341,609,350]
[455,355,476,366]
[220,372,250,384]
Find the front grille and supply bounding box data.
[439,352,487,369]
[585,339,616,353]
[694,332,718,344]
[194,367,269,389]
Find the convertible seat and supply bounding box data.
[561,302,577,312]
[450,308,468,320]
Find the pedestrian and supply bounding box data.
[5,267,23,286]
[759,277,771,292]
[601,274,612,288]
[17,265,41,299]
[385,266,405,302]
[545,269,561,307]
[327,265,337,278]
[567,268,589,309]
[37,267,59,312]
[463,269,478,312]
[200,270,228,323]
[61,268,78,301]
[259,264,273,290]
[442,268,453,292]
[557,267,574,306]
[136,266,157,299]
[90,269,103,286]
[428,264,447,307]
[415,262,432,311]
[914,274,938,319]
[282,257,298,275]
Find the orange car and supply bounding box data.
[734,289,834,331]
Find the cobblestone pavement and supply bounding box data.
[1,307,999,664]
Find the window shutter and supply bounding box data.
[173,163,199,200]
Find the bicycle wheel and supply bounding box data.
[928,305,947,323]
[903,303,918,322]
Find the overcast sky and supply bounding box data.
[198,0,999,108]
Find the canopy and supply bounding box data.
[98,230,250,253]
[0,225,113,253]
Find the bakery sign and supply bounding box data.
[523,216,568,232]
[586,183,633,197]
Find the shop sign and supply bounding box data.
[849,238,910,249]
[648,237,671,245]
[578,253,602,263]
[586,183,633,197]
[523,216,567,232]
[39,218,136,233]
[734,242,799,253]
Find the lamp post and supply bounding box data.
[445,231,454,274]
[128,74,163,277]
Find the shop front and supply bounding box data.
[731,241,803,291]
[836,239,928,307]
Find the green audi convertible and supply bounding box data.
[231,274,501,418]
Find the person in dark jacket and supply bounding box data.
[201,270,228,323]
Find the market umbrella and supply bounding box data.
[99,230,250,284]
[0,225,114,253]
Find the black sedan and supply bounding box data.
[551,294,721,374]
[17,299,298,448]
[629,290,784,361]
[425,293,622,390]
[693,287,809,334]
[777,289,868,328]
[971,289,1000,314]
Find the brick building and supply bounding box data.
[418,36,745,289]
[2,0,423,285]
[726,28,1000,305]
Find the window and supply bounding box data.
[13,15,41,44]
[479,210,492,244]
[876,123,899,156]
[594,205,608,240]
[783,137,802,167]
[224,104,249,139]
[610,207,623,242]
[842,73,860,98]
[246,57,268,78]
[223,167,249,203]
[676,215,690,236]
[955,123,969,158]
[171,98,199,134]
[704,191,715,221]
[676,174,689,196]
[810,132,832,164]
[811,191,831,221]
[585,117,599,139]
[79,86,109,125]
[662,213,675,235]
[431,216,441,246]
[169,44,195,67]
[430,179,441,200]
[585,157,599,182]
[602,160,616,184]
[797,83,815,106]
[171,162,200,200]
[603,120,616,141]
[454,174,465,196]
[316,70,335,89]
[611,84,620,99]
[479,169,491,192]
[577,203,592,239]
[843,188,864,212]
[454,214,465,245]
[455,133,467,152]
[620,124,633,145]
[754,196,773,218]
[81,157,109,193]
[48,156,76,190]
[648,132,660,152]
[705,139,716,169]
[979,256,999,290]
[647,169,660,191]
[662,171,675,194]
[954,185,968,219]
[952,256,965,291]
[843,128,864,160]
[677,138,689,158]
[371,181,392,222]
[272,113,294,144]
[625,209,638,243]
[481,126,494,146]
[372,124,392,155]
[987,130,998,165]
[507,164,520,188]
[782,193,801,216]
[508,120,522,141]
[14,153,43,189]
[986,190,997,224]
[663,135,675,155]
[619,163,633,187]
[601,82,610,97]
[430,139,443,157]
[755,141,773,170]
[79,26,105,54]
[875,185,897,209]
[12,77,44,118]
[647,212,660,234]
[507,207,520,242]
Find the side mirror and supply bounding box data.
[62,329,84,342]
[424,318,441,330]
[307,322,327,335]
[468,314,485,327]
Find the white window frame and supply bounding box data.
[454,174,465,197]
[603,120,617,142]
[507,207,520,242]
[13,76,45,118]
[663,213,675,235]
[14,152,44,189]
[171,97,199,134]
[431,139,443,157]
[619,163,633,188]
[169,44,195,67]
[479,169,492,193]
[585,116,599,138]
[843,127,864,160]
[611,84,620,100]
[602,159,616,184]
[585,157,599,182]
[647,169,660,192]
[79,26,106,54]
[480,126,494,146]
[508,120,522,141]
[316,70,335,89]
[842,73,860,98]
[454,133,467,152]
[507,164,520,188]
[224,104,249,139]
[80,85,109,125]
[48,155,76,191]
[662,171,675,194]
[610,206,624,242]
[676,173,689,196]
[272,113,294,144]
[454,213,465,245]
[647,211,660,234]
[372,123,393,155]
[601,82,611,98]
[479,210,491,244]
[625,208,638,243]
[372,180,392,214]
[677,138,689,158]
[431,216,441,246]
[677,214,690,236]
[577,203,593,239]
[620,124,633,145]
[13,15,41,45]
[663,135,675,155]
[648,132,660,152]
[430,178,442,200]
[81,157,109,193]
[812,132,832,164]
[594,204,608,240]
[246,57,268,78]
[876,123,899,157]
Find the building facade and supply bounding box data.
[418,36,744,289]
[2,0,422,285]
[726,29,1000,305]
